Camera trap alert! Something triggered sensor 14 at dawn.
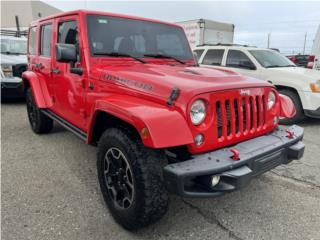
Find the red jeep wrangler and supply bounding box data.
[23,10,305,230]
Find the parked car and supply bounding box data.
[0,36,27,99]
[287,54,310,68]
[194,44,320,124]
[23,10,304,230]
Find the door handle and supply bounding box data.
[51,68,60,74]
[35,63,44,69]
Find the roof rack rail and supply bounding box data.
[0,29,27,37]
[196,43,257,48]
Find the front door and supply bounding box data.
[51,15,87,131]
[224,49,261,79]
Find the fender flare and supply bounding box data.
[22,71,53,108]
[87,96,194,148]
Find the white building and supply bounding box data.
[1,0,61,31]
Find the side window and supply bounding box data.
[58,20,79,60]
[58,20,78,44]
[226,50,255,69]
[202,49,224,66]
[193,49,204,61]
[28,27,37,55]
[40,24,52,57]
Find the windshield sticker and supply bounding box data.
[102,73,153,91]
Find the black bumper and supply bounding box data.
[163,125,304,198]
[1,80,24,98]
[305,107,320,119]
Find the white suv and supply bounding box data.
[194,44,320,124]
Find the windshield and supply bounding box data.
[0,38,27,55]
[249,50,295,68]
[86,15,193,61]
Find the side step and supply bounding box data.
[41,109,87,141]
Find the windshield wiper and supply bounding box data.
[93,52,146,63]
[144,54,185,64]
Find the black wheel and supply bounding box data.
[278,89,305,125]
[97,128,168,230]
[26,88,53,134]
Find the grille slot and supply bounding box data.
[215,94,266,140]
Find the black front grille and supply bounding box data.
[12,64,27,78]
[215,95,266,139]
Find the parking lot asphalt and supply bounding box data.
[1,101,320,240]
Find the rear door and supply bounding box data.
[51,15,87,130]
[38,20,55,102]
[201,49,225,66]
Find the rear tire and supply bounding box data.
[26,88,53,134]
[278,89,305,125]
[97,128,168,230]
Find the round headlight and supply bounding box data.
[268,91,276,109]
[190,99,206,125]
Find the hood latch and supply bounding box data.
[167,87,180,106]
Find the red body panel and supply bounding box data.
[22,71,53,108]
[87,96,193,148]
[24,10,288,154]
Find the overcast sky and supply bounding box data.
[46,0,320,55]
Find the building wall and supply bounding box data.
[1,1,61,29]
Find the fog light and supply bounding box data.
[194,134,204,146]
[274,116,278,125]
[211,175,220,187]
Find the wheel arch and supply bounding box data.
[274,84,305,109]
[87,97,194,149]
[22,71,53,108]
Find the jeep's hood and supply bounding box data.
[0,53,27,65]
[264,66,320,83]
[96,63,271,101]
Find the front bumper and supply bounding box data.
[164,125,304,198]
[1,77,24,98]
[300,90,320,113]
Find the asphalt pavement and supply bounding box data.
[2,101,320,240]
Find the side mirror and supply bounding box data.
[56,43,77,63]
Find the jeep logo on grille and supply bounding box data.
[240,89,250,96]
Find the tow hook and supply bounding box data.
[230,148,240,161]
[286,129,295,139]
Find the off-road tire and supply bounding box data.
[97,128,169,230]
[26,88,53,134]
[278,89,305,125]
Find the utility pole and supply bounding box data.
[303,32,307,54]
[267,33,270,48]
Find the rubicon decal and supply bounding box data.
[102,73,154,91]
